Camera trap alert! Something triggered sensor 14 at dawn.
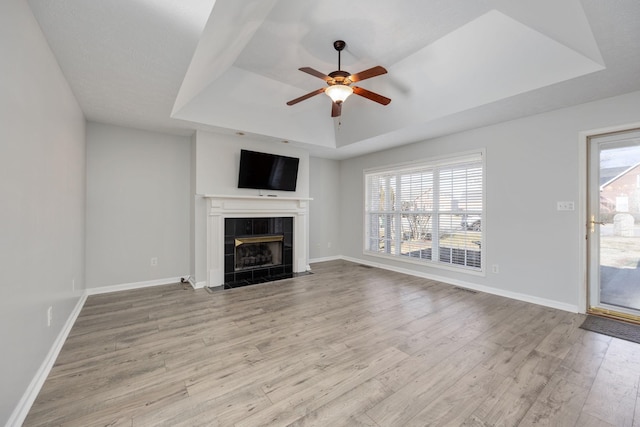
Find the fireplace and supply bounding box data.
[202,195,310,288]
[224,217,293,288]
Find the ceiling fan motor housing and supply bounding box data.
[328,70,351,86]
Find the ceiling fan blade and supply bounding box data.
[352,86,391,105]
[331,101,342,117]
[286,88,326,106]
[299,67,332,82]
[349,66,387,83]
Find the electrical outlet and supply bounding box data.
[492,264,499,274]
[150,257,158,266]
[327,242,332,248]
[47,306,52,327]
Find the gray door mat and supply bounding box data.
[580,315,640,344]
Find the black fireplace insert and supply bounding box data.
[224,217,293,289]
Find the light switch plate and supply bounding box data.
[557,201,575,211]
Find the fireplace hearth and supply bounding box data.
[224,217,293,289]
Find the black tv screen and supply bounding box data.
[238,149,299,192]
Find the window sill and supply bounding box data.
[363,250,486,277]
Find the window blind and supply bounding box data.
[365,153,483,271]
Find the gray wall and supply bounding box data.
[190,134,198,284]
[309,157,342,261]
[86,122,191,288]
[194,131,310,197]
[340,90,640,310]
[0,0,86,423]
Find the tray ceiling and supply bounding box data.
[27,0,640,159]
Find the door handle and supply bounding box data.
[590,215,605,233]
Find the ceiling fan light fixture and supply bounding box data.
[325,84,353,104]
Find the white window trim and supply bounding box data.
[362,150,486,275]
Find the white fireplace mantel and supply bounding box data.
[200,194,312,287]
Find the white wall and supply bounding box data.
[339,90,640,311]
[309,157,341,261]
[192,131,310,284]
[0,0,86,423]
[86,122,191,288]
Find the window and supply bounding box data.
[365,152,484,271]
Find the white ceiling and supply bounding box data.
[27,0,640,159]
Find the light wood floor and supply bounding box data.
[25,260,640,426]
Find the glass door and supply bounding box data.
[588,128,640,321]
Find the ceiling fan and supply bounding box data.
[286,40,391,118]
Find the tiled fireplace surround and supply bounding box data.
[224,216,293,288]
[203,195,310,288]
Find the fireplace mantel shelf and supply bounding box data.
[200,194,313,201]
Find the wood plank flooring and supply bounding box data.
[24,260,640,426]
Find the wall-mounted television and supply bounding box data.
[237,149,299,192]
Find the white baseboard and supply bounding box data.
[190,278,206,289]
[85,276,185,295]
[308,255,342,264]
[341,255,579,313]
[6,293,87,427]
